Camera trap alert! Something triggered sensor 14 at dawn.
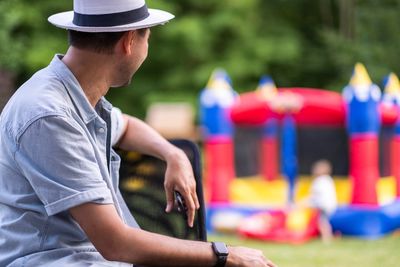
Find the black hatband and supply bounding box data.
[73,5,149,27]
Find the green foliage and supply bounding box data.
[2,0,400,117]
[0,0,27,71]
[0,1,70,73]
[319,0,400,90]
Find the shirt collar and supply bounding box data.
[49,54,112,124]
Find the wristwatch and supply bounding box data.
[211,242,229,267]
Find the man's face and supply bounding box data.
[131,28,150,71]
[114,29,150,87]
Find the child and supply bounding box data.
[308,160,337,243]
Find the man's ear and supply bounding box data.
[120,31,135,55]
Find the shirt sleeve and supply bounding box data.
[15,114,113,216]
[110,107,127,147]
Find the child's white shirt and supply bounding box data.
[310,175,337,215]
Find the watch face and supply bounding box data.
[213,242,229,256]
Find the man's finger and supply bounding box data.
[165,186,174,213]
[191,190,200,210]
[183,190,196,227]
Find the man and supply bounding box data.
[0,0,276,266]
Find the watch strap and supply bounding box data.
[214,254,227,267]
[211,242,228,267]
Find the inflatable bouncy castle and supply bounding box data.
[200,64,400,242]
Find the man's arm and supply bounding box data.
[70,203,276,267]
[116,114,199,227]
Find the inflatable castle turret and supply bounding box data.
[383,73,400,197]
[200,69,237,203]
[342,63,381,205]
[331,64,400,237]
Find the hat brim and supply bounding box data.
[48,9,174,32]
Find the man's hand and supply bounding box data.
[164,147,200,227]
[117,115,200,227]
[227,246,277,267]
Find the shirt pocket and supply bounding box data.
[110,149,121,190]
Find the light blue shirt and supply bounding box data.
[0,55,138,266]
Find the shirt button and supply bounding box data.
[98,127,105,133]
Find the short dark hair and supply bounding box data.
[68,28,149,54]
[68,30,127,54]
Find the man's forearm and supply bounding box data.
[117,114,179,161]
[114,225,272,267]
[71,203,216,266]
[116,226,217,266]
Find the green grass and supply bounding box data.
[208,233,400,267]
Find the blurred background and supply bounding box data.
[1,0,400,117]
[1,1,400,266]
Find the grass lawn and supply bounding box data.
[208,232,400,267]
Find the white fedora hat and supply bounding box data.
[48,0,174,32]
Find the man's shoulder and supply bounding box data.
[1,67,73,140]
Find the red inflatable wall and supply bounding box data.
[390,136,400,197]
[350,135,379,205]
[205,138,235,203]
[260,137,279,181]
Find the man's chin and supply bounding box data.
[111,79,132,88]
